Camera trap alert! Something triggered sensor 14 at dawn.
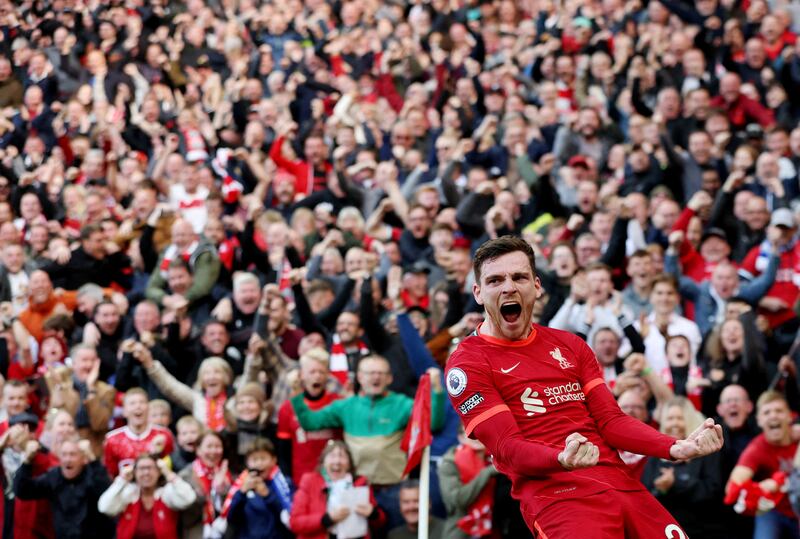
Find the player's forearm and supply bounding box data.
[587,384,675,459]
[473,413,563,476]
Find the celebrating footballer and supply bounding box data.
[446,236,724,538]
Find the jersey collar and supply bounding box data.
[476,322,537,347]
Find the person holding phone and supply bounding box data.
[222,438,294,539]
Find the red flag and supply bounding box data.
[400,374,432,477]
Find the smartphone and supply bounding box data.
[253,312,270,340]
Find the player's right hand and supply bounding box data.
[557,432,599,471]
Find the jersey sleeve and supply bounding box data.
[446,345,510,437]
[576,337,676,459]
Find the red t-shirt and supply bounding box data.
[447,324,674,518]
[277,392,343,484]
[103,425,175,477]
[737,434,798,518]
[740,242,800,327]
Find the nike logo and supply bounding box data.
[500,362,521,374]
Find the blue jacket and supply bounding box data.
[226,489,285,539]
[665,252,780,337]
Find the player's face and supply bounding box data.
[473,251,542,340]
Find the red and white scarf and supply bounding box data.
[329,333,369,385]
[205,393,228,432]
[159,241,200,277]
[211,148,244,204]
[455,444,495,537]
[192,459,231,525]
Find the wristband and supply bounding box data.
[640,367,652,376]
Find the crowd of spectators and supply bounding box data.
[0,0,799,537]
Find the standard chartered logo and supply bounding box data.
[521,382,587,415]
[521,388,547,416]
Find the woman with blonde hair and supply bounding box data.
[133,343,235,432]
[641,397,723,538]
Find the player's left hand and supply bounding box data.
[669,418,724,461]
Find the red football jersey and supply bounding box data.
[740,242,800,327]
[447,324,674,518]
[103,425,175,477]
[277,392,343,484]
[737,434,798,518]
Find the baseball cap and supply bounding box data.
[770,207,796,228]
[9,412,39,429]
[700,227,728,244]
[404,261,431,275]
[567,155,590,169]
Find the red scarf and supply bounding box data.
[159,241,199,277]
[329,333,369,385]
[400,290,430,310]
[220,470,250,519]
[454,445,496,537]
[217,237,240,271]
[192,459,231,525]
[205,393,227,432]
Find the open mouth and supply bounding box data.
[500,302,522,324]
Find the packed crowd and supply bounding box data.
[0,0,798,537]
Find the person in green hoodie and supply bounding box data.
[290,355,444,530]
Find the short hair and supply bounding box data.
[138,179,159,192]
[473,236,536,283]
[592,327,620,343]
[233,272,260,290]
[651,273,678,292]
[168,258,192,273]
[357,354,390,372]
[80,223,103,241]
[299,347,330,369]
[76,283,105,303]
[245,437,276,458]
[201,319,227,334]
[70,343,97,359]
[306,279,334,297]
[628,249,652,261]
[757,390,788,412]
[149,398,171,415]
[93,299,118,318]
[399,479,420,491]
[42,313,76,334]
[176,415,203,432]
[124,387,149,402]
[584,261,613,276]
[4,379,26,392]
